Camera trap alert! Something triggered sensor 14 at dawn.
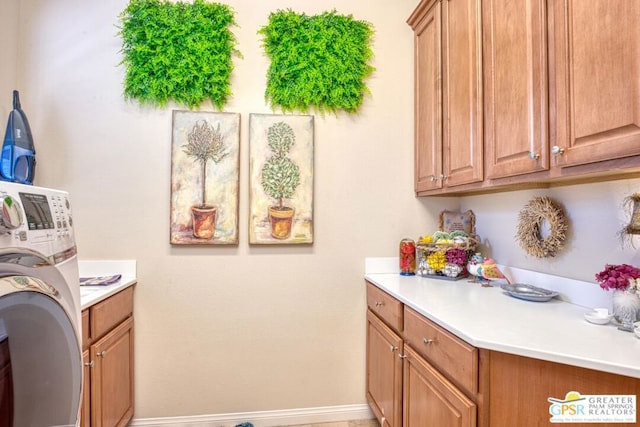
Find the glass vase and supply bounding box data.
[612,289,640,331]
[399,238,416,276]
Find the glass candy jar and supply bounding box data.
[399,238,416,276]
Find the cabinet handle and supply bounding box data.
[552,145,565,156]
[375,301,384,307]
[96,351,107,358]
[84,361,95,368]
[423,338,434,345]
[429,175,438,182]
[440,174,447,181]
[390,345,397,352]
[528,152,540,160]
[398,354,407,359]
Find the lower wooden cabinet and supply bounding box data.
[366,309,403,427]
[404,345,476,427]
[366,280,640,426]
[81,286,135,427]
[366,282,477,427]
[478,350,640,427]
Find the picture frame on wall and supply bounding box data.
[170,110,240,245]
[249,113,314,244]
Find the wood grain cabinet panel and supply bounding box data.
[81,349,91,427]
[81,286,135,427]
[404,306,478,396]
[366,281,640,426]
[411,0,640,195]
[366,282,478,426]
[366,309,403,427]
[412,0,442,192]
[551,0,640,169]
[367,282,403,333]
[92,317,134,427]
[404,345,476,427]
[91,286,133,341]
[441,0,484,188]
[0,338,13,427]
[479,350,640,427]
[409,0,483,195]
[483,0,549,179]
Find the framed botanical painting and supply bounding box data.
[170,110,240,245]
[249,113,314,244]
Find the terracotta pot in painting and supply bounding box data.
[191,205,217,239]
[268,206,294,239]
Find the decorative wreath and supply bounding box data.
[516,197,568,258]
[619,193,640,247]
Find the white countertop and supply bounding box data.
[365,258,640,379]
[79,260,137,310]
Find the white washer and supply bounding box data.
[0,182,81,427]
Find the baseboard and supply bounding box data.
[129,403,375,427]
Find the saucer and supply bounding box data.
[584,311,614,325]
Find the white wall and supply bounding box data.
[9,0,640,421]
[464,178,640,282]
[13,0,456,419]
[0,0,19,119]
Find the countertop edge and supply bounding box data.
[80,278,137,310]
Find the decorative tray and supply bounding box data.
[500,283,559,302]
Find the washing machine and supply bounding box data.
[0,182,82,427]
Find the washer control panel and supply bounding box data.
[0,182,76,262]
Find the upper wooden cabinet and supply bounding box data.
[410,0,640,196]
[411,1,442,192]
[409,0,483,193]
[483,0,549,179]
[550,0,640,169]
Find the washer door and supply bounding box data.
[0,275,82,427]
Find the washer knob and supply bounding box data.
[0,195,23,233]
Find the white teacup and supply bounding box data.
[593,308,609,318]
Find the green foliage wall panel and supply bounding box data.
[119,0,240,109]
[259,10,375,114]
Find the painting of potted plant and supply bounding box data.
[184,120,229,238]
[170,111,240,245]
[261,122,300,239]
[249,114,313,244]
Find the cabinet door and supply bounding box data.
[442,0,483,187]
[412,1,443,192]
[481,350,640,426]
[366,310,403,427]
[404,346,476,427]
[483,0,549,178]
[91,316,134,427]
[0,338,12,427]
[81,349,91,427]
[551,0,640,167]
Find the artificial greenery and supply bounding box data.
[118,0,240,109]
[258,10,375,114]
[261,122,300,208]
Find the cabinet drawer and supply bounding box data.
[90,286,134,341]
[404,306,477,396]
[366,281,403,332]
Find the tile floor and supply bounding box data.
[286,420,379,427]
